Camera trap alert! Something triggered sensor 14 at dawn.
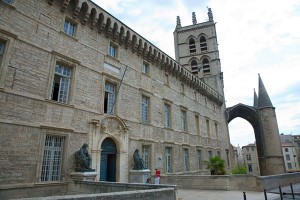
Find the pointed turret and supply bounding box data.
[176,16,181,28]
[208,8,213,21]
[258,74,274,108]
[192,12,197,25]
[253,88,258,107]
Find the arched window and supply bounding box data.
[191,60,198,75]
[202,58,210,74]
[189,38,196,53]
[200,36,207,51]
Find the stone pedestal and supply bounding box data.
[129,169,151,184]
[70,172,98,181]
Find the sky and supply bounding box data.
[93,0,300,147]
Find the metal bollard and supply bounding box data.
[279,186,283,200]
[243,191,246,200]
[290,183,295,199]
[264,189,267,200]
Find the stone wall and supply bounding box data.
[0,183,68,200]
[161,173,300,191]
[0,181,177,200]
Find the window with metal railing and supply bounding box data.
[41,135,65,181]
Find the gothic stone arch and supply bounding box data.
[226,103,285,175]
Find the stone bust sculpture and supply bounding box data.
[74,143,95,172]
[133,149,145,170]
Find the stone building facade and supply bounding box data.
[0,0,231,189]
[280,134,300,172]
[242,143,260,176]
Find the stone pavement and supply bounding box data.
[178,184,300,200]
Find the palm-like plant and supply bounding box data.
[205,156,225,175]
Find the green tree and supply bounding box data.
[231,165,247,174]
[205,156,225,175]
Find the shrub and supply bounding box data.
[231,165,247,174]
[204,156,225,175]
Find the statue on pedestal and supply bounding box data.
[74,143,95,172]
[133,149,145,170]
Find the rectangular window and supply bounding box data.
[2,0,13,4]
[183,149,189,172]
[165,147,172,173]
[286,154,291,161]
[197,150,202,170]
[141,145,150,169]
[164,103,171,128]
[51,64,71,103]
[64,19,76,36]
[41,135,64,181]
[141,95,150,124]
[195,115,200,134]
[142,61,149,75]
[246,154,251,161]
[104,82,116,114]
[181,110,187,131]
[215,123,219,139]
[109,42,118,58]
[208,150,212,158]
[180,83,184,94]
[164,73,169,86]
[0,41,5,64]
[206,119,210,137]
[248,164,253,172]
[285,148,289,152]
[217,151,221,157]
[288,163,292,169]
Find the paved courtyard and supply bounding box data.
[178,184,300,200]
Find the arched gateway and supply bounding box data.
[226,75,285,175]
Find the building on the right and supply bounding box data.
[280,134,300,172]
[292,135,300,165]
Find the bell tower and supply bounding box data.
[173,8,223,95]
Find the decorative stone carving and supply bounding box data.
[100,117,128,136]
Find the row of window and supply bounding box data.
[190,58,210,75]
[189,36,207,54]
[141,145,220,174]
[51,61,217,134]
[41,134,222,181]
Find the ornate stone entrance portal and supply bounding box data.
[226,75,285,175]
[90,115,129,182]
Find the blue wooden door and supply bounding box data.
[100,154,107,181]
[100,138,117,182]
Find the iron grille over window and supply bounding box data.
[181,110,187,131]
[183,149,189,172]
[164,104,170,128]
[141,146,150,169]
[141,95,149,124]
[166,147,171,173]
[41,135,64,181]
